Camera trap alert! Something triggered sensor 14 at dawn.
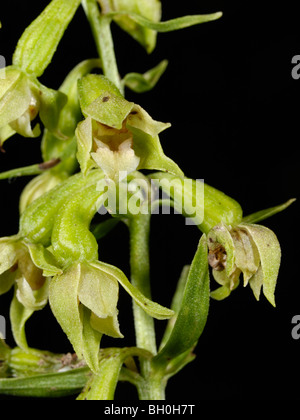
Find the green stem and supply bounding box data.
[81,0,123,93]
[129,214,166,400]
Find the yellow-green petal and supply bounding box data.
[240,223,281,306]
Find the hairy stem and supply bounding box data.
[129,214,166,399]
[81,0,122,93]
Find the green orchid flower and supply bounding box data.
[46,180,174,372]
[18,59,102,213]
[0,0,86,146]
[98,0,162,53]
[76,74,183,182]
[207,222,281,306]
[0,66,66,146]
[0,235,61,348]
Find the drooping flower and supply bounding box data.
[98,0,162,53]
[207,222,281,306]
[0,66,66,146]
[0,235,61,348]
[46,174,174,372]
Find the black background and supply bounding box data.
[0,0,299,400]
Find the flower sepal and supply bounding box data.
[49,260,174,373]
[0,66,67,146]
[76,74,182,182]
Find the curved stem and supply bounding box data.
[81,0,123,93]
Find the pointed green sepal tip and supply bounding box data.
[48,260,174,372]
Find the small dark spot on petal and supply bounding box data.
[102,96,110,102]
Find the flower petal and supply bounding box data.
[126,104,170,137]
[0,238,19,275]
[91,261,174,320]
[75,117,96,174]
[0,70,31,129]
[16,277,49,311]
[91,140,140,182]
[49,264,83,358]
[90,310,123,339]
[240,224,281,306]
[78,263,119,319]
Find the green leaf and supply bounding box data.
[153,234,209,366]
[122,60,168,93]
[242,198,296,224]
[13,0,82,77]
[158,265,190,351]
[91,261,174,320]
[0,367,90,398]
[108,10,223,33]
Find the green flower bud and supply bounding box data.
[207,222,281,306]
[99,0,161,53]
[76,74,183,181]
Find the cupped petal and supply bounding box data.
[0,238,19,275]
[240,223,281,307]
[78,263,119,319]
[0,70,31,129]
[49,263,103,373]
[16,277,50,311]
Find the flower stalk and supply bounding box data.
[81,0,122,93]
[0,0,295,401]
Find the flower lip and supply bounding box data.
[208,244,227,271]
